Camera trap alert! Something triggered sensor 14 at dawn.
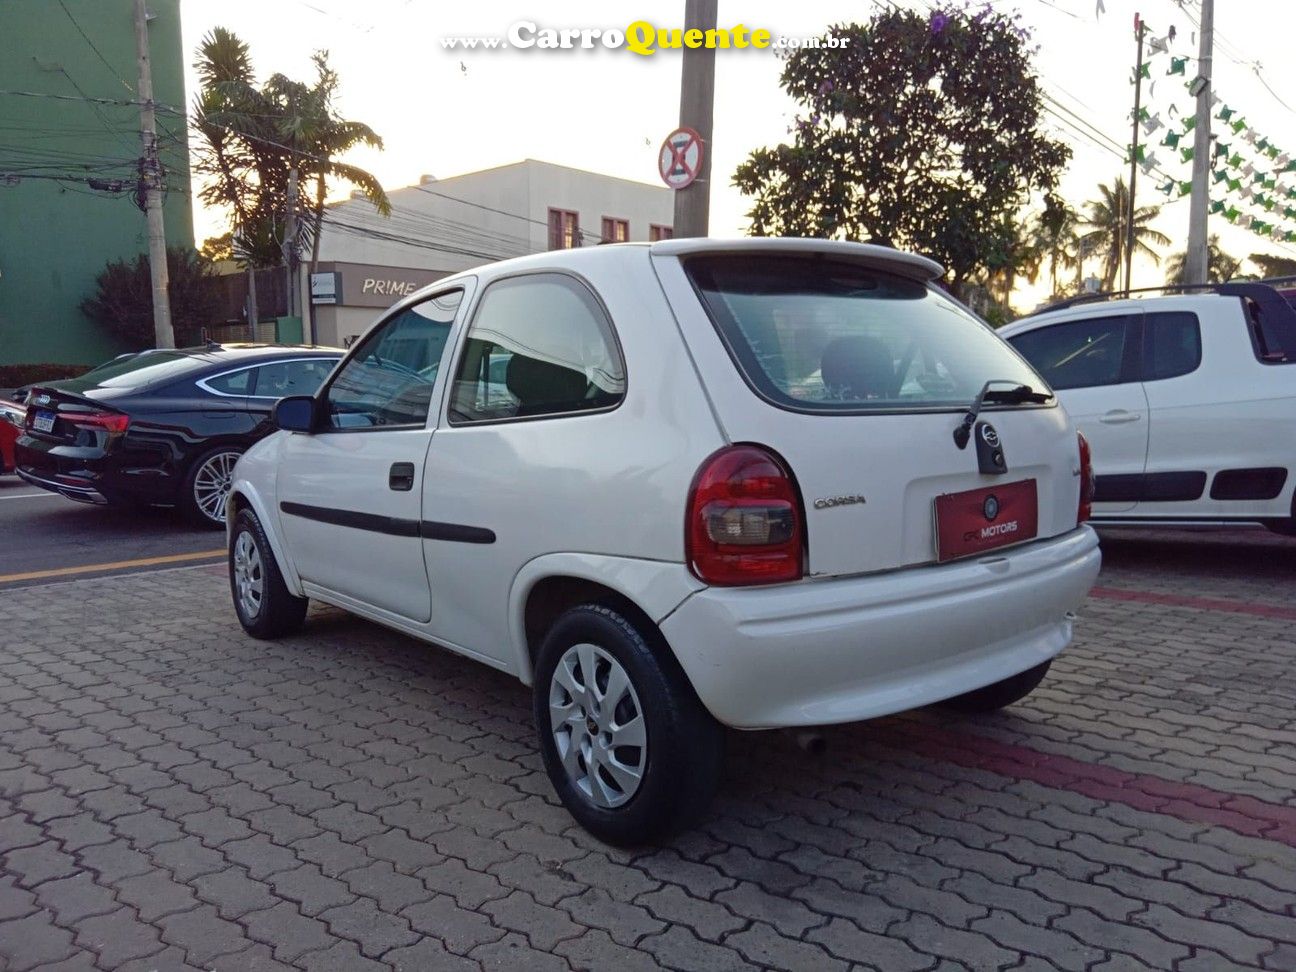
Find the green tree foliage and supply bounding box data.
[80,249,221,350]
[1076,177,1169,290]
[1249,253,1296,280]
[199,233,234,262]
[190,28,390,271]
[1165,235,1242,285]
[733,6,1070,294]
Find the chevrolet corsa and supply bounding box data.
[226,238,1101,845]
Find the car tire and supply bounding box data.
[942,660,1052,713]
[533,604,724,846]
[182,445,244,528]
[230,507,308,639]
[1264,519,1296,537]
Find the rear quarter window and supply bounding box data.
[686,255,1044,412]
[1143,312,1201,381]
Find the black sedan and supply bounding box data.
[15,344,342,527]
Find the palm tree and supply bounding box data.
[1165,235,1242,284]
[1077,177,1170,291]
[258,52,390,269]
[1025,203,1081,295]
[191,29,391,319]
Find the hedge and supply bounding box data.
[0,363,93,388]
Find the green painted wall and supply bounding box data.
[0,0,193,366]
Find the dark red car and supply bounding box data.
[0,399,23,474]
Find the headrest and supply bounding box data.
[820,335,895,400]
[505,354,588,409]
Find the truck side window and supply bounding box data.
[1008,315,1135,390]
[1143,312,1201,381]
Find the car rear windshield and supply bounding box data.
[69,351,204,390]
[686,255,1045,412]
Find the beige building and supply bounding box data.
[307,159,674,347]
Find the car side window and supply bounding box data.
[251,359,337,399]
[1143,312,1201,381]
[448,273,625,424]
[202,367,255,396]
[1008,315,1134,390]
[324,290,463,430]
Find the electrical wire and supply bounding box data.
[55,0,136,95]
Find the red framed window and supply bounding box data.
[601,217,629,243]
[649,224,674,242]
[548,208,580,249]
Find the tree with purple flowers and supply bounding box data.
[734,5,1070,297]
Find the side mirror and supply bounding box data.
[273,395,317,433]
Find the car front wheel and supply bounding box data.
[230,507,308,639]
[533,604,724,846]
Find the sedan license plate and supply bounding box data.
[934,479,1038,563]
[32,410,56,433]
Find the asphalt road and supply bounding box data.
[0,475,225,589]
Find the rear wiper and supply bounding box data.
[954,380,1051,449]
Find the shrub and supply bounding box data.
[80,247,221,351]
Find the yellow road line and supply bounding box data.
[0,549,225,584]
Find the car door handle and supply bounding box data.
[389,462,416,491]
[1099,410,1141,424]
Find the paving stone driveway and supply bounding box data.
[1,528,1295,971]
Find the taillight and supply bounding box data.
[686,444,804,586]
[1077,431,1094,524]
[69,412,130,433]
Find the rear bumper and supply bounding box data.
[16,466,108,505]
[15,436,175,506]
[661,527,1101,729]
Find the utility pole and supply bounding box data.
[672,0,717,238]
[132,0,174,349]
[1183,0,1214,285]
[285,166,299,321]
[1124,13,1145,294]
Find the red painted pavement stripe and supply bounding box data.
[879,721,1296,849]
[1090,585,1296,621]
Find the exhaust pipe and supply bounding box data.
[795,730,826,755]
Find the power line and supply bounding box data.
[0,88,167,109]
[55,0,135,95]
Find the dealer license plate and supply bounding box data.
[33,410,56,433]
[934,479,1038,563]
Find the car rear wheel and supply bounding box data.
[183,446,243,528]
[230,508,308,639]
[942,659,1052,713]
[533,604,724,846]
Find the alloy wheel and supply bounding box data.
[548,642,648,808]
[193,451,240,524]
[231,530,264,620]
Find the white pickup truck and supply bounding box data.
[1000,283,1296,534]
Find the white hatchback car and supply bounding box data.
[1000,284,1296,533]
[227,239,1101,844]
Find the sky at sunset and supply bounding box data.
[180,0,1296,305]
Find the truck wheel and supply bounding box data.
[230,507,307,639]
[533,604,724,846]
[943,660,1052,713]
